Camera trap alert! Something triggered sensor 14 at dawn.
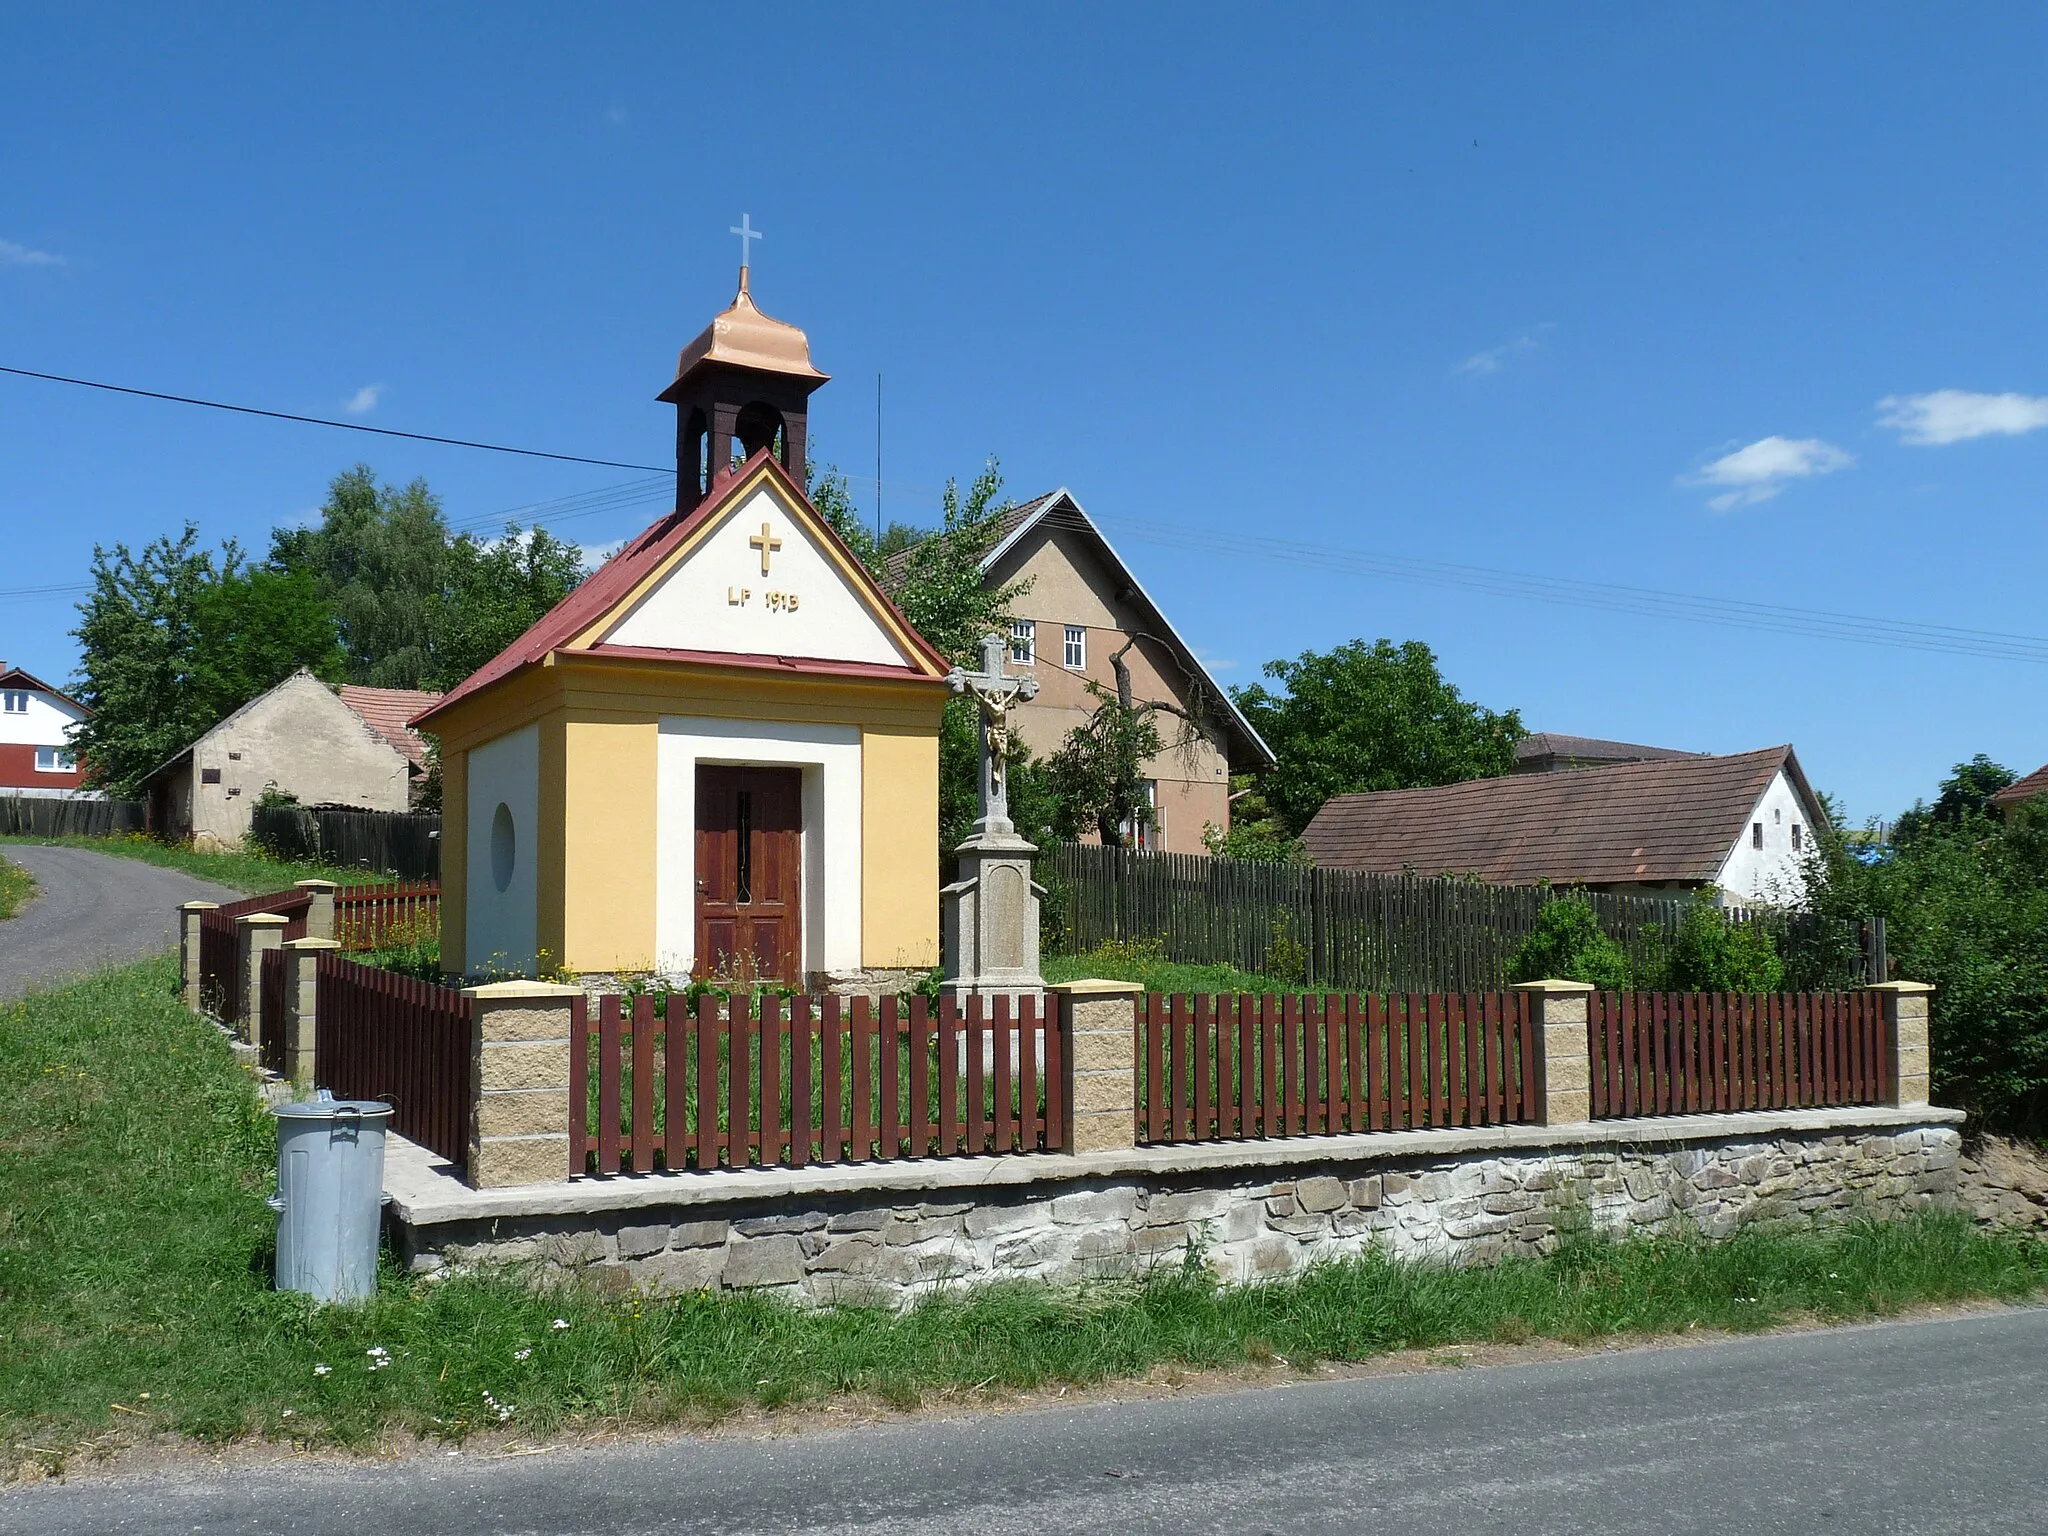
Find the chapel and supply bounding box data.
[414,269,948,988]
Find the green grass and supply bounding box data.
[1044,945,1305,997]
[4,955,2045,1473]
[0,833,360,895]
[0,853,34,920]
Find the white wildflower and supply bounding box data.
[313,1364,331,1376]
[551,1318,570,1331]
[514,1347,532,1361]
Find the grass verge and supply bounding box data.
[1043,945,1304,997]
[0,854,34,920]
[0,833,360,895]
[4,956,2044,1477]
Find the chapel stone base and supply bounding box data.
[941,833,1045,1001]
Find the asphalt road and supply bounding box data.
[7,1308,2045,1535]
[0,843,240,1002]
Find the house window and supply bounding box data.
[1010,619,1036,665]
[1752,822,1764,850]
[1120,781,1159,850]
[1063,625,1086,670]
[34,747,75,773]
[1,690,26,714]
[1791,823,1802,851]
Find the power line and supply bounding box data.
[1092,513,2048,666]
[0,365,676,474]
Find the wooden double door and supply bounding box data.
[694,766,803,983]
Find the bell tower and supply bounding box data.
[659,265,830,514]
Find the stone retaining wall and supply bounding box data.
[392,1119,1961,1307]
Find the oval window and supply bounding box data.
[490,802,516,893]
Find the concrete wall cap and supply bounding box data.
[237,912,292,928]
[1510,979,1597,993]
[180,900,220,912]
[1046,978,1146,997]
[1867,981,1936,995]
[462,980,584,1000]
[294,878,339,893]
[284,936,343,951]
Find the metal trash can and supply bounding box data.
[268,1090,394,1303]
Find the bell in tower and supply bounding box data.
[659,254,829,513]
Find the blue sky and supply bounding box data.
[4,6,2045,821]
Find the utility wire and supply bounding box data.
[0,365,675,474]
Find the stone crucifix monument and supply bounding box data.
[941,631,1047,1001]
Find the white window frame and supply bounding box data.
[1,690,27,714]
[1063,624,1086,670]
[34,746,76,773]
[1120,779,1159,850]
[1009,619,1036,665]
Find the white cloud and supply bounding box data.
[1877,389,2048,446]
[0,238,65,268]
[343,383,384,415]
[1456,323,1554,377]
[1684,435,1854,511]
[581,536,627,571]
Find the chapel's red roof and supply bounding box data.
[413,450,947,729]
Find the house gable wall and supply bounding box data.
[989,523,1230,853]
[1713,769,1816,905]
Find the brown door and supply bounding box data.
[694,766,803,982]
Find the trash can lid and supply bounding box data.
[275,1087,396,1123]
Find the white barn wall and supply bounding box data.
[465,724,540,976]
[1714,769,1815,905]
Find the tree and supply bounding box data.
[70,526,341,792]
[431,524,586,688]
[1799,759,2048,1132]
[1046,682,1165,846]
[272,464,585,691]
[880,457,1029,666]
[1231,638,1524,837]
[1204,776,1305,862]
[1894,753,2017,843]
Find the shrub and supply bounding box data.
[1508,897,1632,992]
[1641,902,1785,994]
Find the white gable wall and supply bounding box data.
[602,483,911,667]
[0,686,85,748]
[1714,769,1815,906]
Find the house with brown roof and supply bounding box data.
[1992,760,2048,819]
[0,662,91,797]
[1512,732,1707,774]
[1300,745,1827,906]
[338,684,442,804]
[141,671,438,848]
[887,490,1273,853]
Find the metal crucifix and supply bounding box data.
[946,631,1039,838]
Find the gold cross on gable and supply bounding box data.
[749,521,782,575]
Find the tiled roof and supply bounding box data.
[1992,760,2048,809]
[1300,746,1814,886]
[0,664,88,714]
[338,685,443,768]
[1513,732,1706,771]
[878,493,1056,588]
[414,451,947,729]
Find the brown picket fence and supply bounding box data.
[1135,991,1538,1145]
[196,890,313,1021]
[314,951,472,1167]
[334,881,439,950]
[258,946,288,1075]
[572,992,1064,1178]
[1588,991,1890,1117]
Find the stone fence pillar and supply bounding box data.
[294,879,337,941]
[179,901,217,1011]
[1048,979,1142,1154]
[1869,981,1934,1108]
[463,980,582,1189]
[282,937,339,1086]
[235,912,289,1046]
[1511,979,1595,1126]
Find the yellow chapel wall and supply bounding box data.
[560,717,659,973]
[439,745,468,975]
[860,723,941,970]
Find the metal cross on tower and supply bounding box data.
[730,214,762,270]
[946,632,1039,837]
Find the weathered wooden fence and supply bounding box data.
[572,993,1065,1178]
[0,795,146,837]
[314,951,471,1167]
[1050,843,1872,993]
[1588,991,1890,1117]
[251,805,442,881]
